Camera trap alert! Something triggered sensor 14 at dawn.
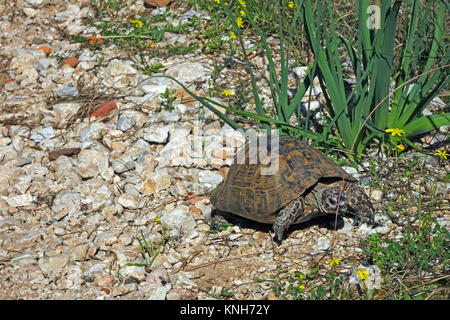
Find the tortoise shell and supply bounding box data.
[210,135,356,223]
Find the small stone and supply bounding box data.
[26,0,43,6]
[117,116,136,132]
[36,46,51,55]
[52,190,81,216]
[252,231,267,240]
[120,266,146,283]
[6,194,33,207]
[38,255,69,276]
[52,102,81,128]
[76,149,108,178]
[292,66,308,79]
[35,58,58,72]
[112,283,138,297]
[10,254,37,266]
[163,111,180,122]
[139,126,169,144]
[146,267,169,285]
[63,57,79,68]
[147,283,171,300]
[302,100,322,112]
[140,171,172,194]
[198,170,223,189]
[30,126,55,143]
[70,244,91,261]
[160,207,197,239]
[316,236,330,251]
[371,189,383,202]
[118,193,141,209]
[49,148,81,161]
[23,7,37,17]
[112,155,136,174]
[342,166,359,179]
[165,62,210,83]
[106,60,137,77]
[94,274,114,287]
[90,101,118,119]
[56,86,78,97]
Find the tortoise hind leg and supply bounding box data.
[210,210,233,231]
[273,197,305,241]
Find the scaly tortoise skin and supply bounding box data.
[210,136,375,241]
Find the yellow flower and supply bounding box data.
[238,0,247,7]
[299,274,304,280]
[356,268,370,280]
[396,144,405,151]
[329,257,342,267]
[229,32,236,40]
[240,10,246,17]
[155,217,161,224]
[236,17,244,28]
[434,149,448,160]
[299,284,305,290]
[385,128,405,137]
[150,43,155,48]
[130,19,143,28]
[221,89,234,96]
[288,1,295,8]
[214,0,220,3]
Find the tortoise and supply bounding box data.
[210,135,375,241]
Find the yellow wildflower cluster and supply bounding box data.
[329,257,342,267]
[238,0,247,7]
[221,89,234,96]
[130,19,143,28]
[434,149,448,160]
[385,128,405,136]
[356,268,370,280]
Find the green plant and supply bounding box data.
[155,0,322,143]
[255,265,346,300]
[126,231,164,268]
[301,0,449,157]
[362,193,450,299]
[160,88,177,111]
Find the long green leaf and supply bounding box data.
[404,113,450,137]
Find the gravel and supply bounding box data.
[0,0,447,300]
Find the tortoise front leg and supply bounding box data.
[273,197,305,241]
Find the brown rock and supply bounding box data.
[49,148,81,161]
[63,57,79,68]
[87,36,103,45]
[36,46,51,55]
[94,274,114,287]
[90,101,118,119]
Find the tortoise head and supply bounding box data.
[321,187,348,213]
[320,182,376,226]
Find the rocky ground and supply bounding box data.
[0,0,448,299]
